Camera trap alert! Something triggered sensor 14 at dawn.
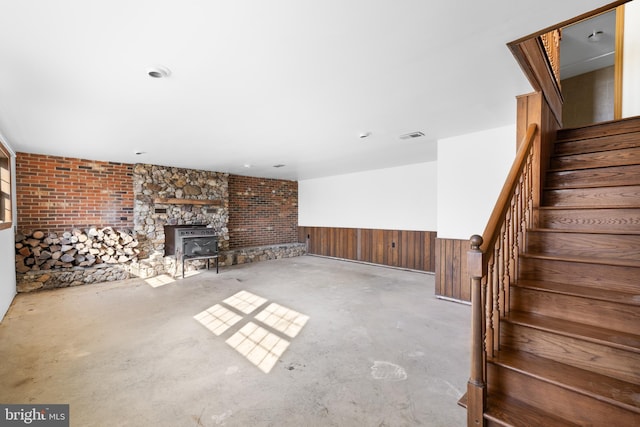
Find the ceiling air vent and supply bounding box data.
[399,131,425,140]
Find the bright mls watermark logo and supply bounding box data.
[1,405,69,426]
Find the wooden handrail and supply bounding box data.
[466,122,539,426]
[480,124,537,253]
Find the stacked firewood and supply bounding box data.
[15,227,140,273]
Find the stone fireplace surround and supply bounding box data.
[130,163,229,277]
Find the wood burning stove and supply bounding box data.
[164,225,219,277]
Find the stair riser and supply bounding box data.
[519,257,640,293]
[510,287,639,335]
[487,363,638,426]
[538,208,640,232]
[554,132,640,156]
[543,185,640,207]
[550,147,640,170]
[557,117,640,141]
[526,231,640,261]
[546,164,640,189]
[501,324,640,384]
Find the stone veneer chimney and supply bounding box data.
[132,164,229,276]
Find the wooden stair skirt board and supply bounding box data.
[470,116,640,426]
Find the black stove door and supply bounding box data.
[183,237,218,257]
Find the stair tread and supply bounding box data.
[557,116,640,142]
[506,311,640,353]
[530,227,640,236]
[536,207,640,232]
[491,350,640,413]
[484,393,580,427]
[543,183,640,193]
[519,252,640,268]
[542,185,640,208]
[546,166,640,175]
[550,146,640,162]
[525,229,640,261]
[545,164,640,191]
[538,206,640,210]
[546,163,640,174]
[544,183,640,190]
[514,279,640,306]
[550,156,640,171]
[553,133,640,156]
[557,131,640,144]
[544,203,640,210]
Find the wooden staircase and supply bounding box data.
[463,117,640,426]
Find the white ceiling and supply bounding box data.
[560,10,617,79]
[0,0,616,180]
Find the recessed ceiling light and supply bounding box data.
[359,132,372,139]
[273,164,286,168]
[134,151,146,155]
[147,66,171,78]
[399,131,425,140]
[588,30,603,42]
[243,164,251,168]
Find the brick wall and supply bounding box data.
[16,154,299,249]
[16,153,134,233]
[228,175,298,249]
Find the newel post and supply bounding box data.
[467,235,486,426]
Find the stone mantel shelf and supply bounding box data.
[153,198,222,207]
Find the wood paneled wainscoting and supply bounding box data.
[434,238,470,303]
[298,227,436,272]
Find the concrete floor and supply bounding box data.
[0,255,470,427]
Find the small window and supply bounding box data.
[0,141,12,230]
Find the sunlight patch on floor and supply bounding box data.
[225,322,291,373]
[195,290,309,373]
[194,304,244,336]
[145,275,176,288]
[223,290,268,314]
[254,303,309,338]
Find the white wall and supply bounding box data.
[0,139,17,321]
[299,161,437,231]
[623,0,640,117]
[437,124,516,240]
[0,226,16,320]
